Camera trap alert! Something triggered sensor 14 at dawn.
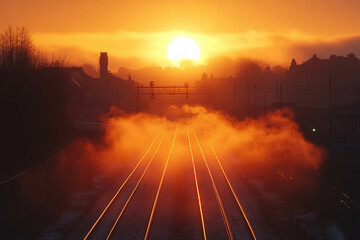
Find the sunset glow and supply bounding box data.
[2,0,360,69]
[2,0,360,238]
[167,37,201,66]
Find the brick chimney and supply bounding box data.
[99,52,108,79]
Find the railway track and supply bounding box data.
[188,128,257,240]
[68,124,257,240]
[82,128,165,239]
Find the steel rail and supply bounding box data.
[193,130,234,240]
[106,130,166,240]
[187,130,207,240]
[83,129,161,240]
[208,140,257,240]
[144,127,178,240]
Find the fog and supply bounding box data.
[71,105,324,185]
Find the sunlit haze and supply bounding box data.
[167,37,201,66]
[2,0,360,70]
[2,1,360,238]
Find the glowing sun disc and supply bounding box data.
[167,37,200,65]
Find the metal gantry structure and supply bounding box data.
[137,81,189,99]
[137,81,190,110]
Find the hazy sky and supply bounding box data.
[2,0,360,70]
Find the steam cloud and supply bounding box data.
[70,105,324,184]
[90,105,323,172]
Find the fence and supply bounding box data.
[0,146,98,238]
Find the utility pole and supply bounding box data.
[247,78,250,107]
[264,91,267,112]
[276,77,279,103]
[253,84,257,106]
[137,86,139,112]
[329,62,332,142]
[80,87,83,121]
[233,76,236,110]
[185,82,189,100]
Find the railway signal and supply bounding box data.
[136,82,191,110]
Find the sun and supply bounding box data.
[167,37,201,66]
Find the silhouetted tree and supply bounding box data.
[236,59,264,89]
[236,58,264,79]
[0,26,67,71]
[272,65,287,74]
[201,72,208,81]
[0,26,36,70]
[0,26,73,179]
[235,59,267,106]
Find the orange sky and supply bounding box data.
[2,0,360,71]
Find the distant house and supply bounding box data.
[63,53,139,122]
[286,54,360,107]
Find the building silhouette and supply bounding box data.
[286,53,360,107]
[99,52,109,79]
[64,53,139,121]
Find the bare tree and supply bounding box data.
[236,58,264,77]
[0,26,69,71]
[235,58,267,106]
[0,26,36,70]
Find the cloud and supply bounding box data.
[32,30,360,69]
[287,35,360,61]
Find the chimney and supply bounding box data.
[99,52,108,79]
